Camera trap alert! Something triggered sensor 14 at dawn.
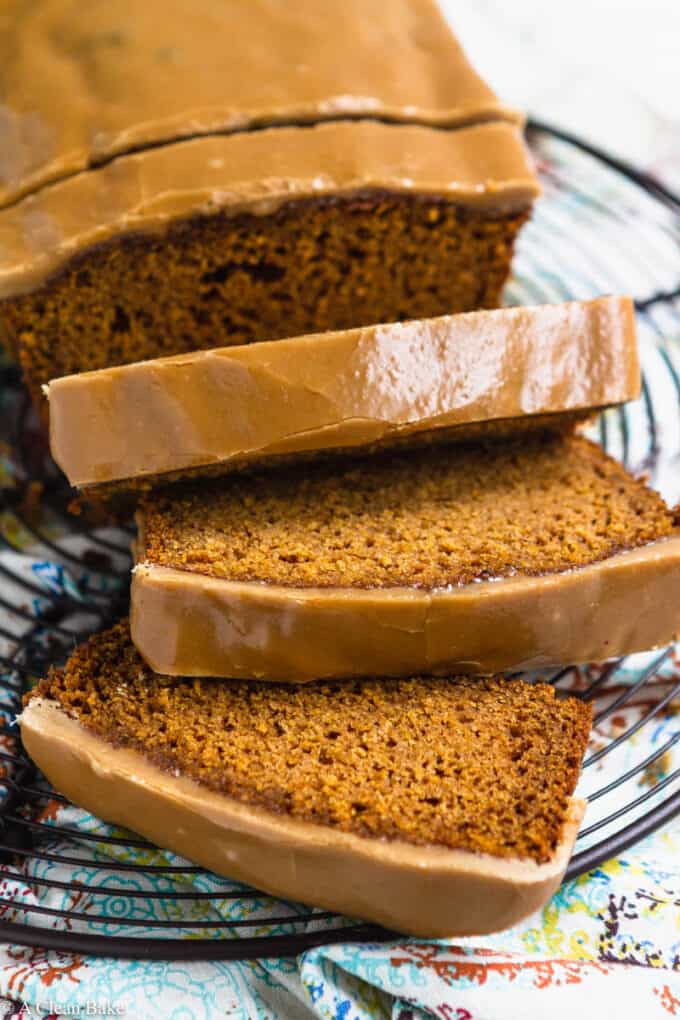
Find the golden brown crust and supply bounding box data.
[46,298,640,491]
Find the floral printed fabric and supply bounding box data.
[0,808,678,1018]
[0,134,679,1019]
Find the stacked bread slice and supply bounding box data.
[23,293,680,936]
[5,1,677,939]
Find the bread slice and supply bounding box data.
[46,297,639,494]
[131,433,680,681]
[21,622,591,938]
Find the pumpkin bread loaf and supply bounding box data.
[0,1,538,409]
[21,621,592,937]
[131,433,680,680]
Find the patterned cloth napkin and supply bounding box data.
[0,132,679,1019]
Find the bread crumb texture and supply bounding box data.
[33,621,592,863]
[140,434,673,589]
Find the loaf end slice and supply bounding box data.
[21,622,591,937]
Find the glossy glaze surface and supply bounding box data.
[47,297,638,488]
[0,0,517,207]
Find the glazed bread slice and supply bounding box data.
[21,622,591,938]
[0,120,538,411]
[0,0,518,206]
[46,297,639,494]
[132,434,680,681]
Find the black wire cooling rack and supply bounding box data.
[0,120,678,961]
